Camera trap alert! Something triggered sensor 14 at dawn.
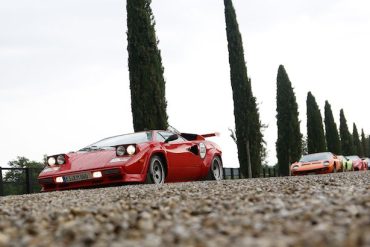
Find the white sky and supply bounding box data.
[1,0,370,167]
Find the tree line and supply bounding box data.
[126,0,369,177]
[276,67,370,176]
[1,157,43,195]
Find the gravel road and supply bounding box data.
[0,172,369,247]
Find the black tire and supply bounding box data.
[206,156,223,181]
[333,165,337,173]
[145,155,165,184]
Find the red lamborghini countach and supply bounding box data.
[38,130,223,192]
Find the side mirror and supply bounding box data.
[165,134,178,143]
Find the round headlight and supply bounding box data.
[116,146,125,156]
[199,143,206,159]
[292,165,299,170]
[57,155,65,165]
[323,161,330,166]
[48,157,56,166]
[126,145,136,155]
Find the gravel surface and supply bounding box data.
[0,172,370,247]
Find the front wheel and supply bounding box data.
[146,155,165,184]
[206,156,223,181]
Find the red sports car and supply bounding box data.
[38,130,223,192]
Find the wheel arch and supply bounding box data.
[214,153,223,162]
[202,149,223,177]
[148,151,168,178]
[332,161,337,172]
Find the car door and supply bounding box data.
[157,131,202,181]
[182,140,204,180]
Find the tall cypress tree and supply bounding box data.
[306,92,326,153]
[127,0,168,132]
[324,101,341,154]
[352,123,363,156]
[276,65,302,176]
[339,109,354,155]
[224,0,262,177]
[361,129,367,157]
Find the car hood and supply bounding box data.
[292,160,327,167]
[68,150,116,169]
[39,150,116,177]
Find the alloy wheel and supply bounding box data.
[212,158,223,180]
[152,160,164,184]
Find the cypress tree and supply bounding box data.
[361,129,367,157]
[224,0,263,177]
[339,109,354,155]
[127,0,168,132]
[352,123,363,156]
[367,135,370,157]
[276,65,302,176]
[306,92,326,153]
[324,101,341,154]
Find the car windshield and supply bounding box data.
[299,152,332,162]
[80,132,152,151]
[346,155,360,161]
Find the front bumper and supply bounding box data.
[38,167,146,192]
[291,164,333,176]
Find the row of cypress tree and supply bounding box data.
[305,93,370,158]
[276,66,370,176]
[126,0,367,177]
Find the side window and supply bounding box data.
[156,133,166,142]
[158,131,172,141]
[158,131,186,143]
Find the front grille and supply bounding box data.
[102,169,121,176]
[299,167,328,174]
[38,178,54,184]
[43,184,56,190]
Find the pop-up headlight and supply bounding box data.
[116,146,125,156]
[48,157,56,166]
[126,145,136,155]
[57,155,65,165]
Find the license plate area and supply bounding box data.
[63,172,92,183]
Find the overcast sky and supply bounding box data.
[1,0,370,167]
